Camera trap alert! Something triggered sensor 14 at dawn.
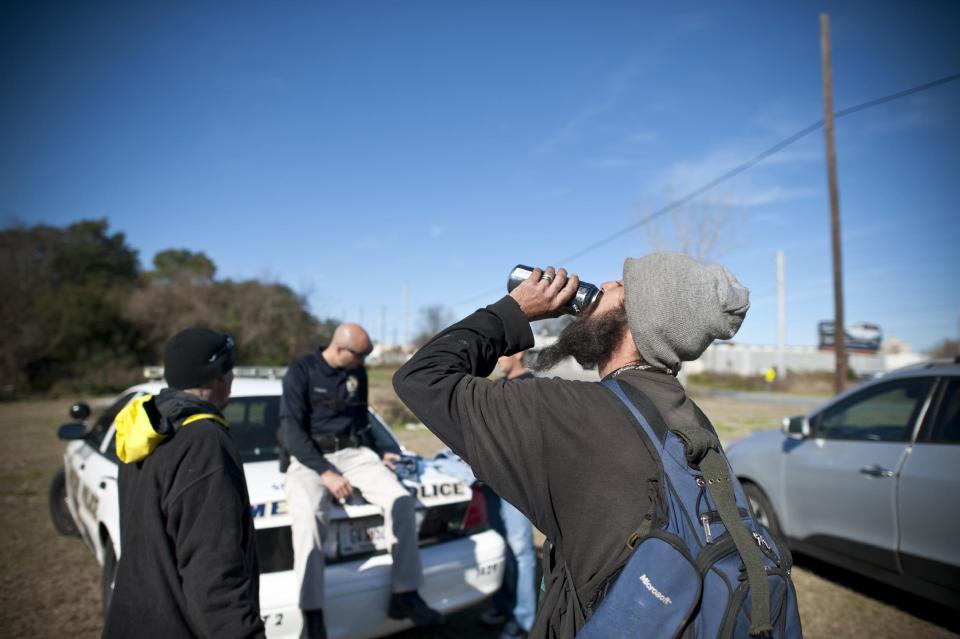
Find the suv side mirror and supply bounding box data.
[69,401,90,421]
[57,423,87,440]
[781,415,810,440]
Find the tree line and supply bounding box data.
[1,219,338,397]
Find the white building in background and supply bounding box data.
[685,341,926,378]
[530,333,927,381]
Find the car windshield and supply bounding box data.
[222,395,401,463]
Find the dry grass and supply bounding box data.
[2,385,957,639]
[689,392,816,446]
[687,371,841,396]
[0,399,101,639]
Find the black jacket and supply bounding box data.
[102,390,265,639]
[393,296,718,639]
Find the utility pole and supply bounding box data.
[402,283,409,352]
[821,13,847,393]
[381,305,386,347]
[776,250,787,380]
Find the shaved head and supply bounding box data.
[323,323,372,370]
[332,323,371,351]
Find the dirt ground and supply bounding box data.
[2,389,957,639]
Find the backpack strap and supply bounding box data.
[181,413,230,429]
[602,379,665,457]
[699,449,772,635]
[603,379,773,636]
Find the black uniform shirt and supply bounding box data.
[278,349,368,474]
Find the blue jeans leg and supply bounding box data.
[500,498,536,632]
[483,488,513,618]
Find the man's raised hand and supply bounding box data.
[508,266,579,322]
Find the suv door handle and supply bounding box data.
[860,465,895,478]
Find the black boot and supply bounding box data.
[388,591,443,627]
[300,608,327,639]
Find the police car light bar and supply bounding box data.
[142,366,289,380]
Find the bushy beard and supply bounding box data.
[530,307,628,372]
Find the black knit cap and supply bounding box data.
[163,328,235,390]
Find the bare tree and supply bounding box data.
[929,339,959,358]
[643,188,737,262]
[413,305,454,348]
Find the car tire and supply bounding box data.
[102,536,117,619]
[743,481,784,540]
[49,468,80,537]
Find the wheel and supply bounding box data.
[742,481,784,540]
[48,468,80,537]
[101,537,117,619]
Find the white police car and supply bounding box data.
[49,372,506,638]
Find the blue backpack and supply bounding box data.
[574,380,803,639]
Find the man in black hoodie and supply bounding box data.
[103,328,265,639]
[392,254,751,639]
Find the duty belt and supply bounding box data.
[311,428,365,454]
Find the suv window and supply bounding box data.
[927,378,960,444]
[813,378,933,442]
[223,396,282,464]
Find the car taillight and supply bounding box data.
[459,484,487,535]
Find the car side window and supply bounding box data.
[813,378,933,442]
[927,378,960,444]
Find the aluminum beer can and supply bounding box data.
[506,264,602,315]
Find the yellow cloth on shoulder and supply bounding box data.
[115,395,229,463]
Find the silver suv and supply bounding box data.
[725,359,960,609]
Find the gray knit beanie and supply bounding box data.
[623,252,750,373]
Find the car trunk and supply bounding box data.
[255,485,486,573]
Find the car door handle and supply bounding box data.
[860,465,895,478]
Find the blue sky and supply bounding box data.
[3,1,958,352]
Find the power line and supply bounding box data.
[833,72,960,118]
[555,122,824,265]
[453,72,960,309]
[556,72,960,265]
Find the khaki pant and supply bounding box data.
[285,448,423,610]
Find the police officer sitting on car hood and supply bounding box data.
[279,323,441,639]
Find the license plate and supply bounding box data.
[336,510,428,558]
[338,517,388,557]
